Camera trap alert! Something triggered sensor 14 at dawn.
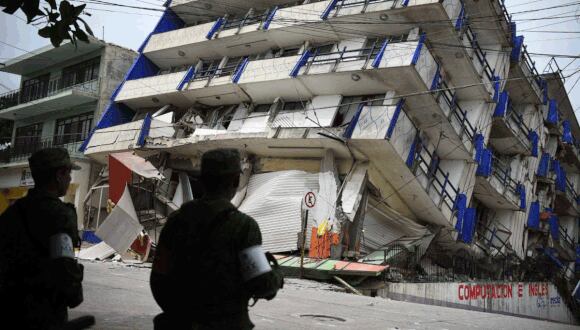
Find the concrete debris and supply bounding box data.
[78,242,116,261]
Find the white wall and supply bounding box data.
[381,282,577,325]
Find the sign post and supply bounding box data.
[300,191,317,278]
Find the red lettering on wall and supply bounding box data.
[458,285,464,300]
[506,285,513,298]
[518,283,523,298]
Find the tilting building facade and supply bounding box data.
[82,0,578,287]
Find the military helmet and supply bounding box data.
[28,147,81,173]
[201,148,241,176]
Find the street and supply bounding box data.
[70,261,578,330]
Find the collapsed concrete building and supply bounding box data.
[79,0,578,303]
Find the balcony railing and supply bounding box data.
[221,10,271,31]
[303,45,382,72]
[0,134,86,163]
[435,79,476,142]
[505,102,531,144]
[464,26,496,87]
[491,155,518,196]
[0,77,99,111]
[408,139,460,213]
[520,44,543,97]
[565,178,579,206]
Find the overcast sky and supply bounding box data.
[1,0,578,116]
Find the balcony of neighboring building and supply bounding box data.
[488,91,533,156]
[505,37,544,104]
[474,149,522,210]
[0,77,100,120]
[117,35,476,159]
[0,134,87,165]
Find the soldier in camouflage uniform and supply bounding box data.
[151,149,283,330]
[0,148,85,329]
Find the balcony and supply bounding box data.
[0,135,86,165]
[554,178,580,217]
[489,92,532,155]
[505,38,544,104]
[144,0,465,69]
[348,99,460,227]
[0,78,99,120]
[561,121,580,173]
[462,0,513,46]
[474,151,521,210]
[555,224,577,262]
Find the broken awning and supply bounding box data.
[274,254,387,280]
[110,152,164,180]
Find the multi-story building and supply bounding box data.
[0,37,136,228]
[82,0,578,284]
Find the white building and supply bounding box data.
[0,38,137,229]
[83,0,578,282]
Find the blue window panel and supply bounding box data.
[493,91,509,117]
[82,230,102,244]
[386,99,405,139]
[430,64,441,91]
[321,0,339,20]
[411,33,426,65]
[516,184,526,209]
[510,36,524,62]
[343,103,365,139]
[528,131,538,157]
[206,18,225,40]
[454,4,465,31]
[549,215,560,241]
[371,39,389,69]
[537,153,550,177]
[176,66,196,91]
[79,102,135,152]
[232,57,250,84]
[476,148,492,177]
[402,0,410,7]
[405,135,420,168]
[547,99,559,124]
[576,245,580,272]
[493,76,501,102]
[136,113,153,147]
[290,50,312,77]
[137,33,152,54]
[551,159,566,192]
[562,120,573,144]
[474,133,484,162]
[454,193,467,232]
[510,22,517,42]
[460,208,477,244]
[262,6,278,30]
[527,201,540,230]
[153,8,184,34]
[126,54,160,81]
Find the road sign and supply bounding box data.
[304,191,316,208]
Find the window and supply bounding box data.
[253,104,272,113]
[61,57,100,88]
[281,101,304,111]
[361,37,386,58]
[14,123,43,155]
[196,59,221,79]
[333,94,384,126]
[218,57,244,77]
[21,74,50,103]
[54,112,94,145]
[313,44,335,55]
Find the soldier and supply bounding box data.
[0,148,85,329]
[151,148,283,329]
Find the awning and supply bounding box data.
[111,152,164,180]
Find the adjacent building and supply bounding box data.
[0,37,136,228]
[82,0,578,290]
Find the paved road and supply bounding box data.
[70,261,578,330]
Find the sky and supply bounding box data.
[0,0,579,116]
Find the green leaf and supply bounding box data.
[72,3,85,19]
[50,32,63,47]
[48,11,59,22]
[75,29,89,43]
[78,17,93,36]
[59,0,73,24]
[38,25,52,38]
[22,0,41,23]
[2,0,24,15]
[46,0,57,10]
